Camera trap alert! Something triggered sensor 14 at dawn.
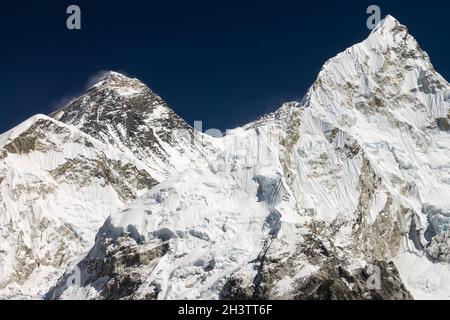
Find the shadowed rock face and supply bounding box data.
[220,231,412,300]
[436,114,450,132]
[47,220,170,300]
[220,262,412,300]
[290,261,412,300]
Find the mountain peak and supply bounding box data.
[373,14,402,32]
[304,12,448,132]
[368,14,411,45]
[100,71,134,82]
[88,71,148,97]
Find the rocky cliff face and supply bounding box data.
[2,15,450,300]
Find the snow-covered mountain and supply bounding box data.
[2,15,450,300]
[0,74,210,298]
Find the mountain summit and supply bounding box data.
[51,71,210,180]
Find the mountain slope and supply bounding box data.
[0,115,157,298]
[48,16,450,300]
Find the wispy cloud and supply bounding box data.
[50,94,81,111]
[84,69,111,89]
[50,69,127,111]
[85,69,134,89]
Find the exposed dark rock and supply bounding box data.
[436,117,450,132]
[344,142,362,158]
[50,156,157,201]
[47,217,170,300]
[101,273,143,300]
[219,277,254,300]
[292,261,412,300]
[3,119,70,154]
[220,230,412,301]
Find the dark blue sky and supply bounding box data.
[1,0,449,132]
